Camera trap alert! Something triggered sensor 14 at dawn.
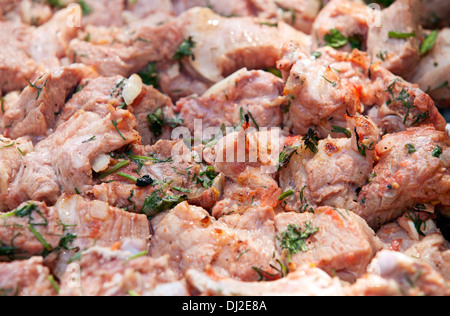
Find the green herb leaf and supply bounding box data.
[264,67,282,78]
[28,224,53,253]
[420,30,438,56]
[173,36,195,61]
[405,144,416,154]
[324,29,348,49]
[112,120,126,141]
[303,129,319,154]
[355,128,375,157]
[311,51,322,59]
[196,166,218,189]
[278,190,294,201]
[138,62,159,88]
[98,160,130,179]
[141,191,187,218]
[388,31,416,39]
[77,0,92,15]
[431,145,443,158]
[278,145,298,171]
[331,126,351,138]
[348,34,364,50]
[147,108,165,137]
[278,222,319,261]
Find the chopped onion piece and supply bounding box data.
[92,154,111,173]
[123,74,143,106]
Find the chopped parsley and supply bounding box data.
[405,144,416,154]
[355,128,375,157]
[431,145,443,158]
[141,190,188,218]
[278,222,319,261]
[405,213,428,237]
[303,129,319,154]
[173,36,196,61]
[147,108,165,138]
[278,145,298,171]
[348,34,364,50]
[324,29,348,49]
[311,51,322,59]
[138,62,159,88]
[77,0,92,15]
[196,166,218,189]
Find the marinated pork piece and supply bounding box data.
[275,207,384,282]
[271,0,322,34]
[280,47,364,137]
[212,167,281,218]
[0,201,62,260]
[312,0,369,51]
[186,265,345,296]
[59,247,188,296]
[28,5,82,72]
[0,257,57,296]
[312,0,422,79]
[150,202,280,282]
[7,107,140,208]
[377,221,418,252]
[211,128,285,217]
[377,211,439,252]
[69,18,183,78]
[57,75,176,146]
[90,140,222,213]
[364,65,447,134]
[367,0,421,79]
[172,0,321,34]
[0,0,16,18]
[0,21,38,94]
[2,0,54,26]
[78,0,125,28]
[125,0,173,20]
[412,28,450,108]
[348,250,450,296]
[0,195,150,268]
[279,45,446,136]
[356,125,450,229]
[2,64,97,142]
[176,7,311,84]
[405,233,450,281]
[175,68,285,133]
[0,136,33,212]
[279,115,380,212]
[214,128,286,178]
